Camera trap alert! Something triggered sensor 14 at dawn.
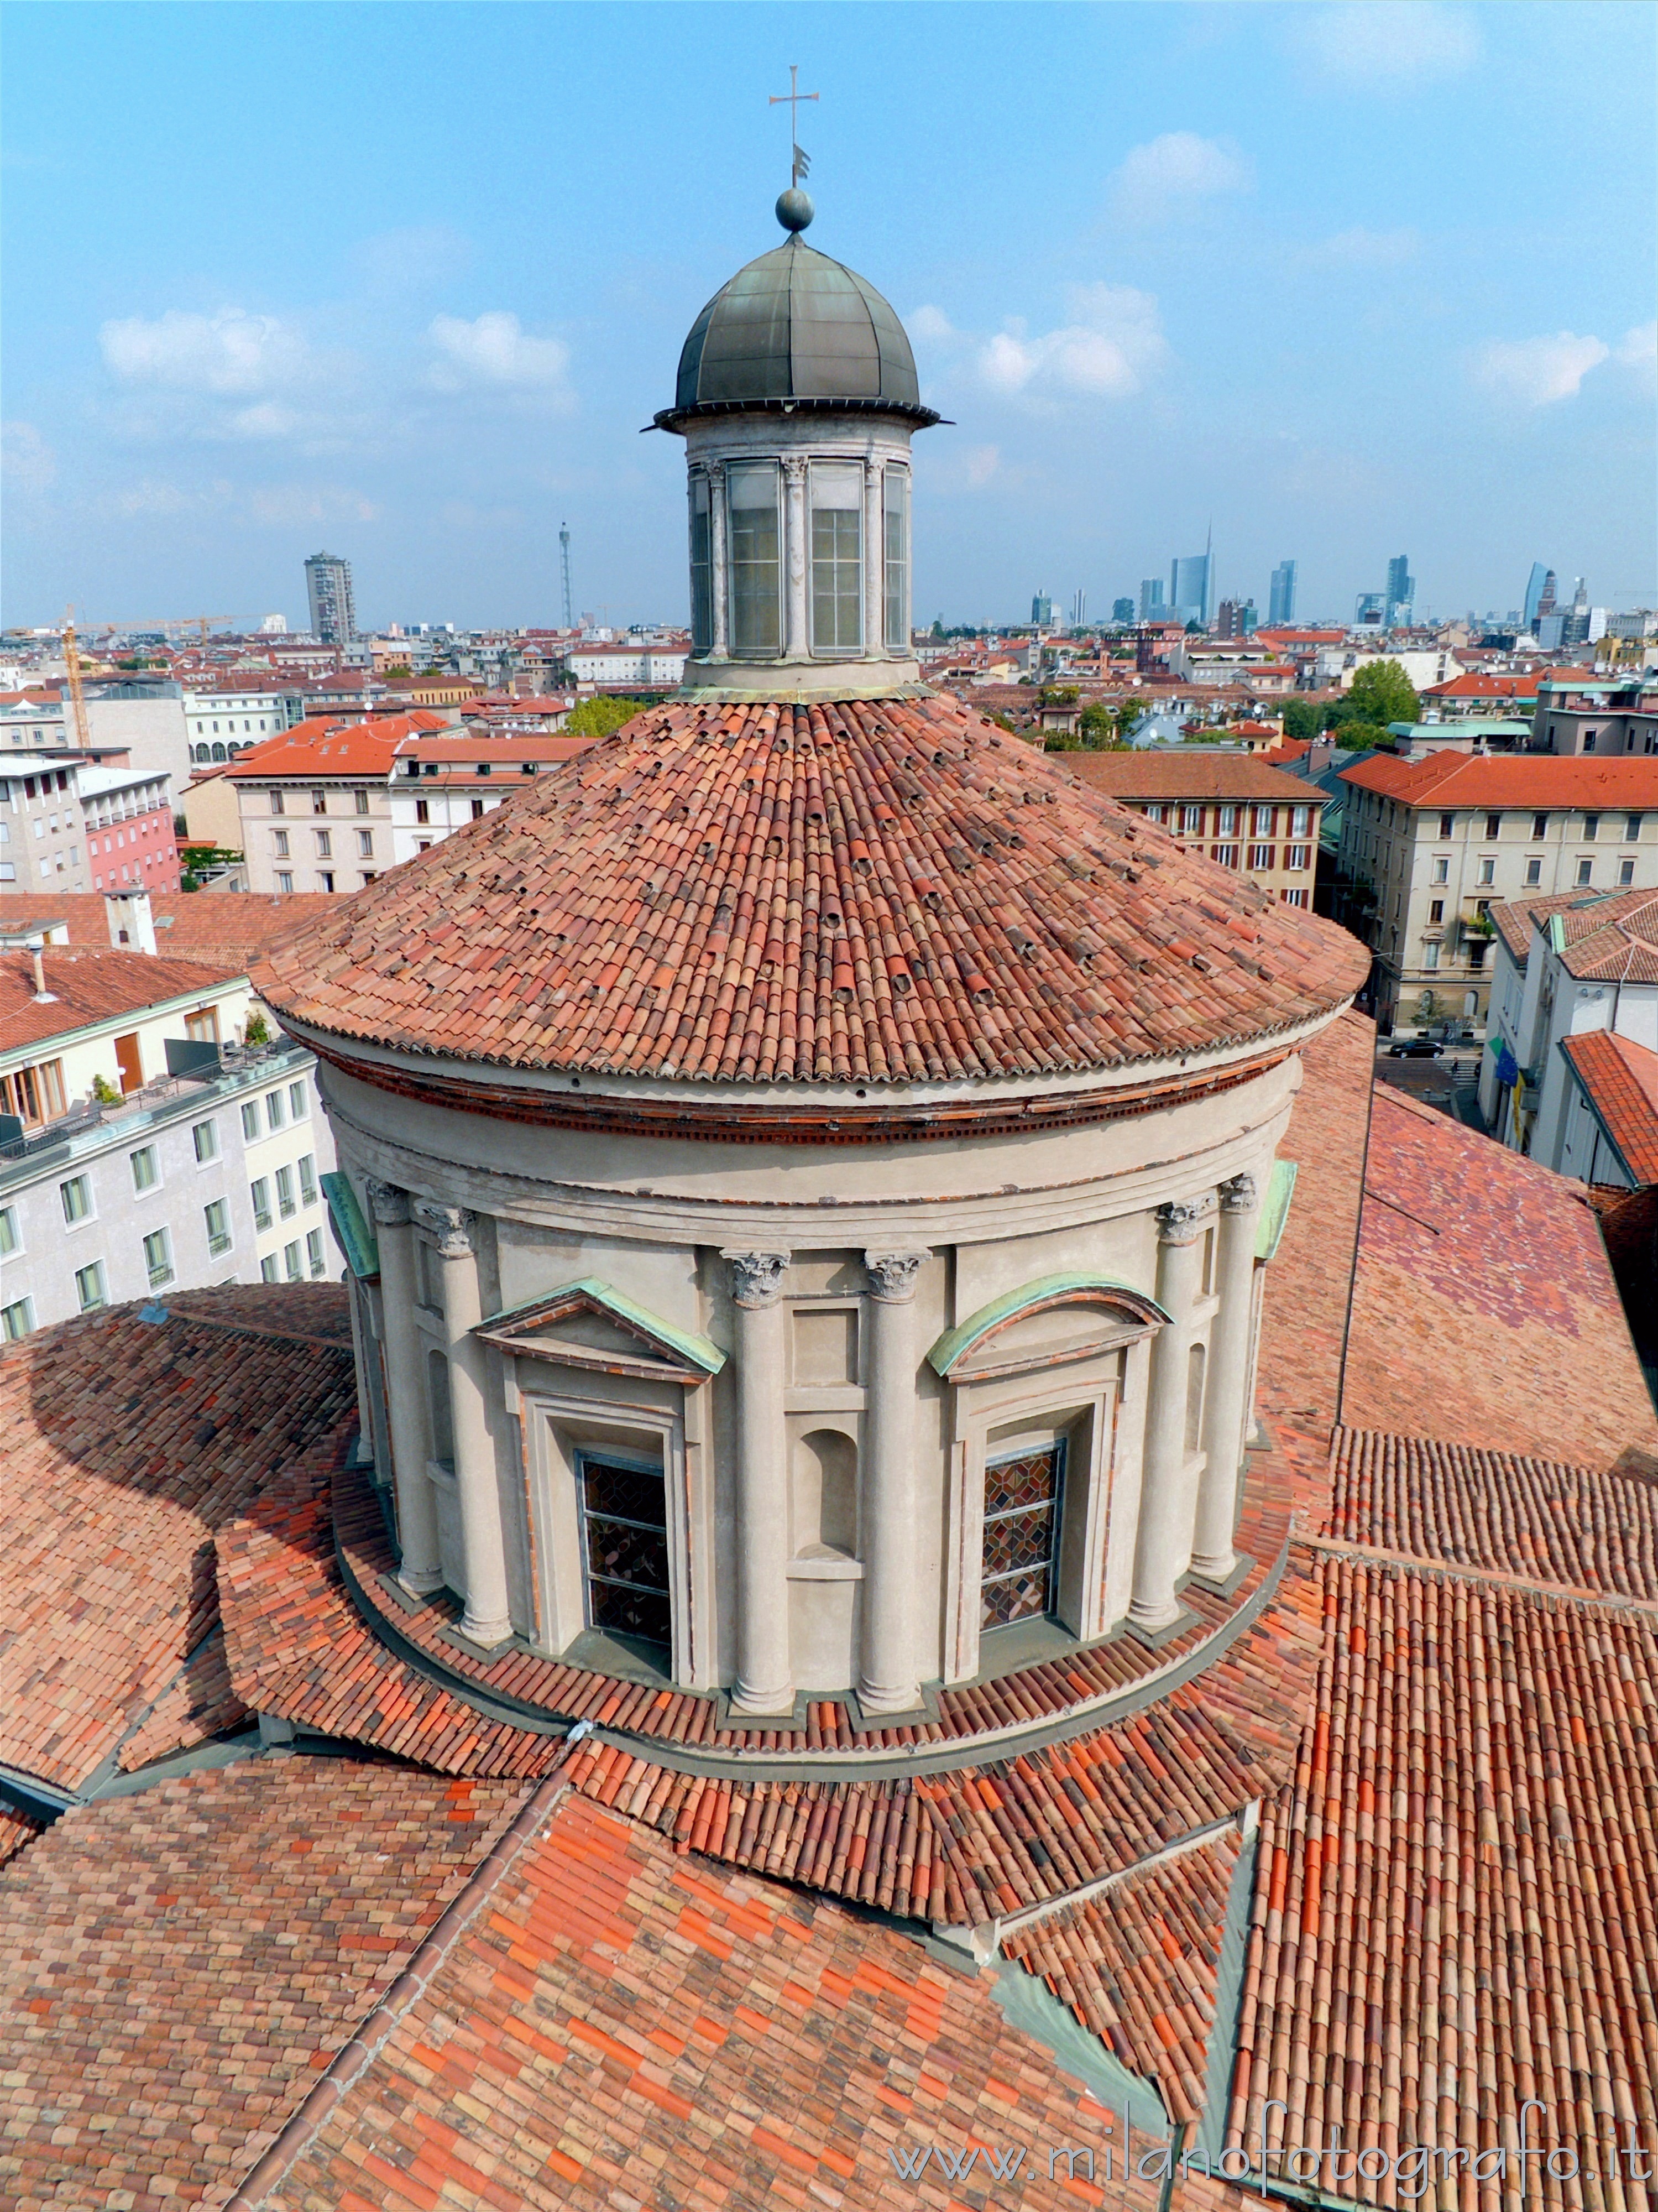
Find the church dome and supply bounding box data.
[256,692,1367,1112]
[660,235,939,427]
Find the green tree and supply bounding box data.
[1280,697,1323,744]
[1331,719,1388,753]
[564,696,651,739]
[1342,658,1419,730]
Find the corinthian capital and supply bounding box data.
[412,1201,475,1257]
[724,1250,789,1309]
[1157,1196,1215,1246]
[365,1178,410,1228]
[864,1249,928,1304]
[1220,1172,1259,1215]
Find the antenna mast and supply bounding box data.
[559,523,573,632]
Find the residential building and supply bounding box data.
[388,731,595,864]
[304,552,357,645]
[0,949,335,1336]
[0,697,70,754]
[1418,667,1578,719]
[1267,559,1296,626]
[80,680,193,797]
[1531,672,1658,755]
[1319,644,1464,693]
[1,755,177,901]
[1481,886,1658,1176]
[1138,576,1165,620]
[223,712,448,893]
[1337,752,1658,1032]
[1062,752,1324,904]
[564,643,687,690]
[184,685,300,766]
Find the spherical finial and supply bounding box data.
[776,189,814,233]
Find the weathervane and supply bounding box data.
[770,65,818,189]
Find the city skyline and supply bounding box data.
[3,1,1654,632]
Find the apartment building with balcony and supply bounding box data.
[1335,753,1658,1034]
[1063,752,1324,906]
[1531,674,1658,757]
[1,756,178,901]
[0,936,337,1336]
[221,712,448,893]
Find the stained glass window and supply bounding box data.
[981,1442,1065,1628]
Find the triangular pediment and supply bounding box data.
[474,1279,725,1385]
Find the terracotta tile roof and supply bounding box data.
[0,947,241,1056]
[12,890,347,972]
[222,713,444,781]
[1338,750,1658,807]
[0,1759,527,2207]
[1226,1554,1658,2197]
[1060,755,1324,805]
[1329,1426,1658,1599]
[0,1802,43,1868]
[1548,888,1658,982]
[0,1292,356,1793]
[1561,1027,1658,1182]
[1001,1832,1241,2125]
[1344,1088,1658,1467]
[255,692,1368,1085]
[252,1788,1178,2211]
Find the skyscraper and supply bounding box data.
[1031,591,1053,629]
[1170,550,1212,627]
[1139,577,1166,620]
[1268,560,1297,627]
[1523,562,1552,631]
[1385,555,1414,627]
[1071,588,1087,629]
[305,552,357,645]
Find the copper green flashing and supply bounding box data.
[1254,1159,1297,1263]
[320,1172,378,1281]
[927,1272,1170,1379]
[479,1277,726,1376]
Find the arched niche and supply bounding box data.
[792,1427,858,1560]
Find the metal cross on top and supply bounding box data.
[769,65,818,187]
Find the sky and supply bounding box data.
[3,0,1655,635]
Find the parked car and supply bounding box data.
[1387,1038,1445,1059]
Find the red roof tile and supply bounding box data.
[256,692,1368,1086]
[0,1291,355,1792]
[1561,1026,1658,1182]
[222,712,446,781]
[1344,1088,1658,1468]
[1001,1832,1241,2124]
[0,947,241,1055]
[1340,750,1658,806]
[1329,1426,1658,1599]
[1061,755,1325,804]
[8,890,347,972]
[0,1760,527,2206]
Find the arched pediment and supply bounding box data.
[474,1279,726,1386]
[928,1273,1168,1383]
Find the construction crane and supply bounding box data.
[60,606,91,750]
[91,614,233,644]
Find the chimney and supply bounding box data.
[104,888,158,955]
[29,936,56,1004]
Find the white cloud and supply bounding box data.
[100,308,310,395]
[979,285,1171,403]
[1305,226,1421,268]
[1472,331,1612,408]
[1291,3,1480,88]
[2,420,56,495]
[426,312,573,399]
[1106,133,1251,224]
[245,484,379,527]
[907,304,959,347]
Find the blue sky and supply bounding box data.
[3,1,1654,633]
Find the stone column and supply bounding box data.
[783,456,809,661]
[1192,1175,1260,1585]
[1129,1196,1213,1639]
[706,460,730,662]
[860,1249,928,1714]
[366,1179,442,1596]
[862,458,882,659]
[724,1250,793,1715]
[416,1202,512,1649]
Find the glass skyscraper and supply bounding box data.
[1268,560,1296,626]
[1169,551,1211,627]
[1384,554,1414,626]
